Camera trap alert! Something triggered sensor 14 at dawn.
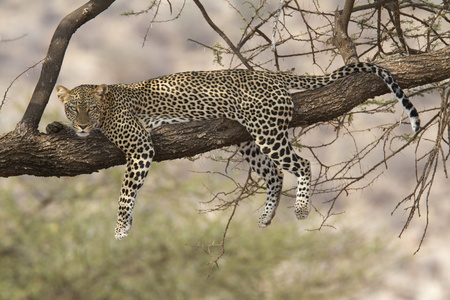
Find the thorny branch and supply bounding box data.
[1,58,45,112]
[192,0,253,70]
[394,85,450,254]
[122,0,186,47]
[190,169,255,277]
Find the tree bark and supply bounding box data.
[330,0,358,64]
[1,46,449,178]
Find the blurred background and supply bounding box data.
[0,1,449,299]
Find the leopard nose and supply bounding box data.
[79,125,87,130]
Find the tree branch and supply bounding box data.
[1,46,449,178]
[18,0,115,133]
[330,0,358,64]
[340,0,355,32]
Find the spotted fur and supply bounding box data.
[55,62,420,240]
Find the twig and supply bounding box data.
[1,58,45,113]
[139,0,186,47]
[192,0,253,70]
[396,86,449,253]
[271,0,285,52]
[386,0,410,54]
[200,169,255,277]
[299,8,318,65]
[0,33,28,43]
[206,199,238,278]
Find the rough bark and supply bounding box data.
[330,0,358,64]
[1,46,449,178]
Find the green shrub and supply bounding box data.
[0,165,396,299]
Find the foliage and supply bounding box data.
[0,165,398,299]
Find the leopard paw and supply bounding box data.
[46,121,66,134]
[114,230,129,240]
[114,219,132,240]
[294,201,311,220]
[257,214,272,228]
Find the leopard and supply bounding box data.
[52,62,420,240]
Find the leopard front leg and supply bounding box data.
[114,147,153,240]
[102,115,154,240]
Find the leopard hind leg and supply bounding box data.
[250,130,311,221]
[239,141,284,227]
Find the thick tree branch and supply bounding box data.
[1,46,449,177]
[19,0,115,133]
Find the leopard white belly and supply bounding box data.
[137,115,193,130]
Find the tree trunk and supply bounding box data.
[1,46,449,178]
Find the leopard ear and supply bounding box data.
[94,84,108,98]
[55,85,70,104]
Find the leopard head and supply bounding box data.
[55,84,108,137]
